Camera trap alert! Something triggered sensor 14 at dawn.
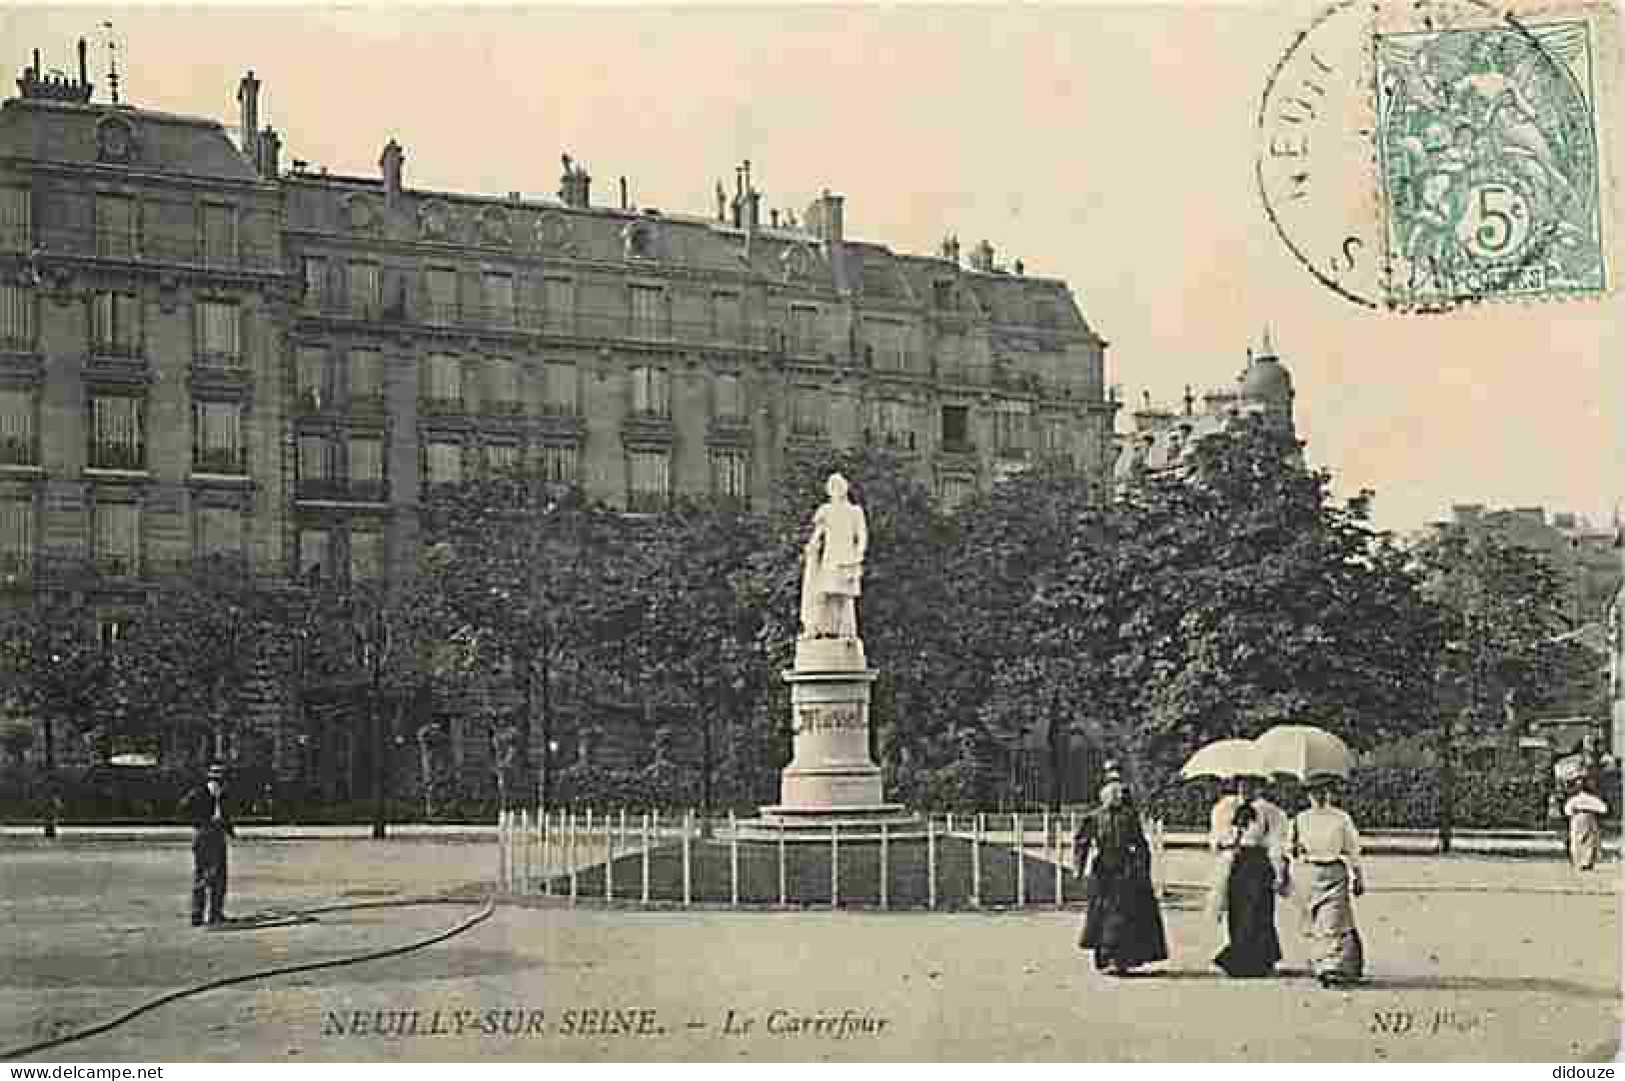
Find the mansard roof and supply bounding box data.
[0,98,263,185]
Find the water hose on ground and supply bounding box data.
[0,894,497,1062]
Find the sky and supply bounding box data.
[4,2,1620,536]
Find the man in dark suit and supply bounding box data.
[179,763,234,926]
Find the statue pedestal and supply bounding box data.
[758,637,913,827]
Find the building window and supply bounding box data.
[538,443,579,487]
[297,434,337,492]
[196,505,244,561]
[629,285,664,337]
[423,441,463,485]
[630,366,669,417]
[0,285,35,350]
[712,291,742,343]
[349,348,384,410]
[788,305,818,354]
[426,267,457,325]
[712,449,749,506]
[1042,417,1073,463]
[91,291,142,357]
[421,353,463,412]
[627,449,669,512]
[348,260,381,318]
[790,386,826,436]
[88,395,146,471]
[867,399,917,451]
[484,271,515,328]
[0,389,37,466]
[196,300,240,364]
[93,501,140,577]
[544,278,573,332]
[486,358,521,414]
[296,346,330,412]
[95,193,139,259]
[349,529,384,584]
[298,527,334,583]
[484,442,520,477]
[0,497,32,576]
[349,435,385,501]
[941,405,971,452]
[714,372,744,422]
[994,400,1032,457]
[938,474,976,509]
[301,256,326,310]
[201,203,236,266]
[0,187,30,254]
[542,361,577,415]
[867,321,908,371]
[192,400,245,475]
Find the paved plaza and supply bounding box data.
[0,834,1618,1062]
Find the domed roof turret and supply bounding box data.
[1240,326,1294,407]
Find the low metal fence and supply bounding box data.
[496,808,1168,911]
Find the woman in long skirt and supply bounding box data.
[1212,775,1285,978]
[1289,774,1364,987]
[1074,779,1169,976]
[1565,782,1609,871]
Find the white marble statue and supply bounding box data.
[799,473,868,640]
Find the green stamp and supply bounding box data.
[1376,22,1606,306]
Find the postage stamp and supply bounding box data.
[1376,21,1606,305]
[1256,0,1619,312]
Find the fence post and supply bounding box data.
[972,813,983,909]
[681,810,693,907]
[497,810,508,892]
[729,810,739,908]
[879,821,889,911]
[568,810,578,905]
[1016,813,1026,908]
[830,821,840,909]
[927,816,937,910]
[1054,821,1065,908]
[640,811,652,905]
[777,820,787,907]
[604,807,615,903]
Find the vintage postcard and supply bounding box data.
[0,0,1620,1066]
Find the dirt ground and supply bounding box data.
[0,836,1617,1062]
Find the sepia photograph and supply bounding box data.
[0,0,1620,1065]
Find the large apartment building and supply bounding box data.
[2,54,1114,596]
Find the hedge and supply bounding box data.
[1146,765,1620,831]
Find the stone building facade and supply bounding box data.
[0,54,1115,798]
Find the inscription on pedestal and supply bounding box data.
[792,704,865,735]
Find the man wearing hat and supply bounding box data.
[179,763,235,926]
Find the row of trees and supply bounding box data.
[0,416,1602,838]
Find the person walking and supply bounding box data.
[1212,773,1287,977]
[1564,780,1608,872]
[180,763,234,926]
[1073,777,1169,976]
[1289,774,1365,987]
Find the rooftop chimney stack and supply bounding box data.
[969,239,995,272]
[18,43,93,103]
[238,72,261,169]
[256,128,281,180]
[806,189,845,246]
[559,154,591,209]
[77,38,88,91]
[380,138,404,205]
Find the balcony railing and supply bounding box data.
[192,450,248,476]
[194,350,246,370]
[0,436,39,467]
[89,339,144,362]
[0,329,36,353]
[0,551,31,581]
[87,444,146,471]
[418,395,465,417]
[483,399,526,417]
[296,478,390,503]
[29,225,282,273]
[93,553,142,579]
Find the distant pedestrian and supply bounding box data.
[1564,781,1608,872]
[179,763,234,926]
[1289,774,1365,987]
[1211,774,1287,978]
[1073,777,1169,976]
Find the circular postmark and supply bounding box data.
[1256,0,1609,311]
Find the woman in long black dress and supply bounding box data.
[1074,780,1169,976]
[1212,775,1286,977]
